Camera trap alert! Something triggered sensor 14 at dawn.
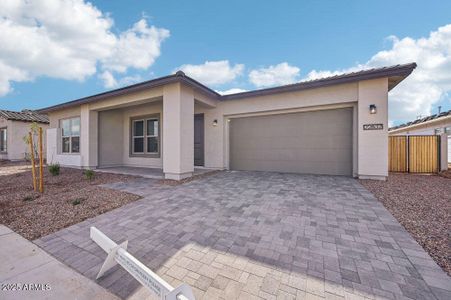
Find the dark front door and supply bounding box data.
[194,114,205,166]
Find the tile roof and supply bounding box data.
[38,63,417,113]
[389,109,451,131]
[222,63,417,100]
[0,109,49,123]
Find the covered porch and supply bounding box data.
[92,81,218,180]
[46,79,221,180]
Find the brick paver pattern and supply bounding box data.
[36,172,451,300]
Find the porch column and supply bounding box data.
[163,83,194,180]
[80,104,98,168]
[357,78,388,180]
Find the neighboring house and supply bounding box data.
[38,63,416,180]
[0,110,49,161]
[389,109,451,164]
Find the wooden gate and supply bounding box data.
[389,135,440,173]
[389,136,407,172]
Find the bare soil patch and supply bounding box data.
[360,173,451,275]
[0,162,141,240]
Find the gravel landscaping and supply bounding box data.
[360,173,451,275]
[0,162,141,240]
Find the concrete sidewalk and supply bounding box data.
[0,225,119,300]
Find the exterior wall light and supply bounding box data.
[213,119,218,126]
[369,104,377,114]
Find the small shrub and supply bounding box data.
[71,198,84,206]
[23,195,35,202]
[48,163,60,176]
[84,169,95,181]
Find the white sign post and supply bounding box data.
[90,227,195,300]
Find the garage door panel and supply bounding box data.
[230,108,353,176]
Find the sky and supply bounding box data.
[0,0,450,126]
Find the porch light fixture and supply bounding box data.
[369,104,377,114]
[213,119,218,126]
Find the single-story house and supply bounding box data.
[389,109,451,164]
[38,63,416,180]
[0,110,49,161]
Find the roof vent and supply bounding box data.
[175,70,186,77]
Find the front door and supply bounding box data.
[194,114,205,166]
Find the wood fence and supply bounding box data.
[389,135,440,173]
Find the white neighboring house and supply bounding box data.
[389,109,451,164]
[0,110,49,161]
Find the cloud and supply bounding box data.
[101,19,169,73]
[0,0,169,95]
[176,60,244,86]
[249,62,300,87]
[99,71,142,89]
[216,88,248,95]
[305,24,451,124]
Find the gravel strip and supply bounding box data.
[360,173,451,275]
[0,163,141,240]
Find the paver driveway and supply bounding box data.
[36,171,451,300]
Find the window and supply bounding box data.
[445,126,451,134]
[60,117,80,153]
[434,128,444,135]
[0,128,6,152]
[131,115,159,156]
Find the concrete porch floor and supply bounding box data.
[95,166,216,179]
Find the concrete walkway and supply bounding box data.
[0,225,119,300]
[36,172,451,300]
[95,166,215,179]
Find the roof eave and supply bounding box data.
[37,63,416,113]
[8,119,50,124]
[38,75,220,113]
[222,63,416,100]
[389,114,451,133]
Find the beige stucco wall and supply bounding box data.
[163,83,195,179]
[48,106,81,128]
[0,117,48,161]
[357,78,389,179]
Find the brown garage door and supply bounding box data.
[229,108,353,176]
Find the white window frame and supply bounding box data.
[0,127,7,153]
[60,117,80,154]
